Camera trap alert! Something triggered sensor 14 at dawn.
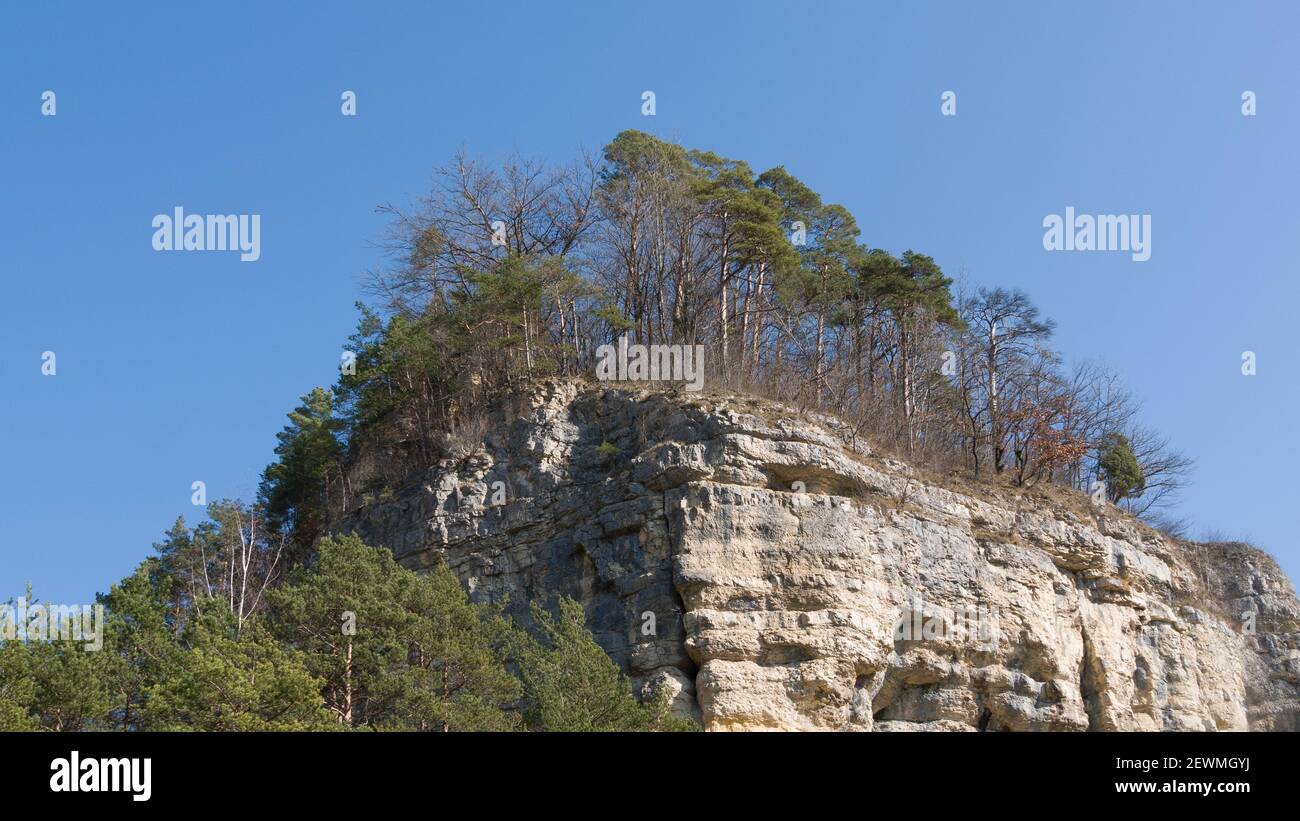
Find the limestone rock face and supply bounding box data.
[338,381,1300,731]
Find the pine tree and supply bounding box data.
[142,610,334,731]
[0,640,37,731]
[390,559,522,731]
[862,249,961,448]
[97,559,183,730]
[1098,432,1146,503]
[268,534,411,727]
[519,598,694,732]
[260,387,346,554]
[26,637,116,731]
[269,534,521,731]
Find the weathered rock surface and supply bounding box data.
[338,381,1300,731]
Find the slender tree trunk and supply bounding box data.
[900,317,914,453]
[750,264,765,372]
[441,666,451,733]
[719,217,730,374]
[343,639,354,726]
[740,265,755,377]
[815,309,825,395]
[988,325,1003,473]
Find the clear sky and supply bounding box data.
[2,1,1297,604]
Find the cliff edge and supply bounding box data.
[339,381,1300,731]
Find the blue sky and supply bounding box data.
[2,1,1297,603]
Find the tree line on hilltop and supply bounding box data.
[261,129,1190,556]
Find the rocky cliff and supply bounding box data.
[339,381,1300,731]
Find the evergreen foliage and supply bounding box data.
[1,531,695,733]
[1098,432,1146,503]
